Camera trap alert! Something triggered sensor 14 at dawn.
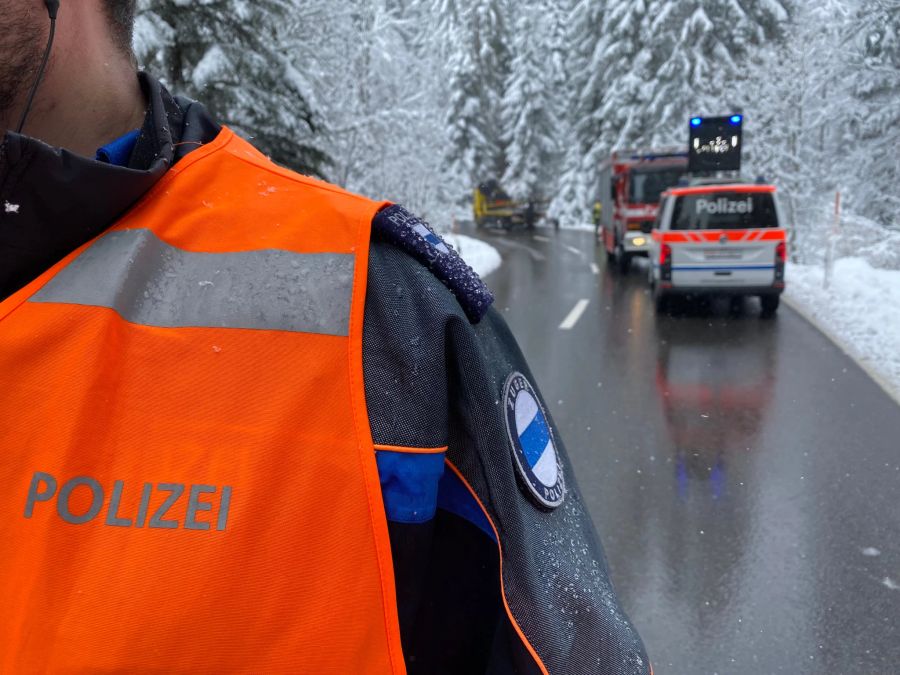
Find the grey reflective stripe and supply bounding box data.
[31,229,354,336]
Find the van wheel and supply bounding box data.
[653,286,668,314]
[760,295,780,318]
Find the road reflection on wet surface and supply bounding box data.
[479,226,900,674]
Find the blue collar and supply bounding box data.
[95,128,141,167]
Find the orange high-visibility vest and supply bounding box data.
[0,128,405,673]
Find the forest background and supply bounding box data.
[135,0,900,265]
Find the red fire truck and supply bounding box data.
[598,148,688,272]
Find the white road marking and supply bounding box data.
[559,299,590,330]
[532,235,551,243]
[590,262,600,275]
[564,244,583,256]
[488,237,547,262]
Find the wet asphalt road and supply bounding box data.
[472,225,900,675]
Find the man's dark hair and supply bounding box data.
[102,0,137,55]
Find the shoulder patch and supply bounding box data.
[503,372,565,509]
[372,204,494,323]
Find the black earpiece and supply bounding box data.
[15,0,60,133]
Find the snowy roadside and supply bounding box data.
[443,233,502,278]
[786,259,900,402]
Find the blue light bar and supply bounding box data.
[730,114,742,125]
[690,117,702,127]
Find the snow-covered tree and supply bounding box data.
[501,2,560,200]
[550,0,606,224]
[601,0,789,145]
[742,0,849,260]
[443,0,512,195]
[445,20,490,190]
[846,0,900,227]
[591,1,653,152]
[135,0,327,175]
[572,0,654,223]
[320,0,451,216]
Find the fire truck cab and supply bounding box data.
[648,179,787,317]
[598,149,688,272]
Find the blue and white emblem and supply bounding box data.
[412,222,450,255]
[503,372,565,508]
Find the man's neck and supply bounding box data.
[12,58,147,157]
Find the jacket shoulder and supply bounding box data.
[372,205,493,324]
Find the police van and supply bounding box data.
[648,179,787,316]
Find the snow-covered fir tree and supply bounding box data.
[135,0,326,175]
[501,2,560,201]
[550,0,606,224]
[444,17,490,194]
[846,0,900,227]
[443,0,512,197]
[743,0,849,261]
[318,0,448,215]
[591,0,653,151]
[637,0,790,146]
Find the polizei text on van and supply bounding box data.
[695,196,753,215]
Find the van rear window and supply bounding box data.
[671,192,778,230]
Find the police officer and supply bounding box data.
[0,2,651,673]
[593,200,603,241]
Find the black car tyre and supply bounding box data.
[654,291,668,314]
[653,282,668,314]
[760,294,780,318]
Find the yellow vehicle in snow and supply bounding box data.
[473,180,555,230]
[473,180,524,229]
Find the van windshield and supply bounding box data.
[628,168,686,204]
[671,191,779,230]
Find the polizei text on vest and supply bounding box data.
[24,472,233,531]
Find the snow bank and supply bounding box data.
[443,233,502,278]
[786,259,900,400]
